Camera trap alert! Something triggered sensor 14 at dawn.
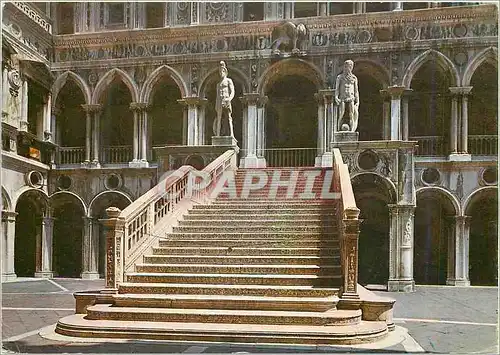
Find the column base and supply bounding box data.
[334,131,359,142]
[387,279,415,292]
[448,153,471,162]
[315,152,333,167]
[212,136,238,146]
[81,271,102,280]
[128,160,149,168]
[240,156,266,168]
[446,279,471,286]
[34,271,54,279]
[2,273,17,282]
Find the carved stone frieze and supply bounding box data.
[205,2,231,23]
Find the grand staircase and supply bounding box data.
[56,163,394,345]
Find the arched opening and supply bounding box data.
[100,80,134,163]
[329,2,353,15]
[353,63,385,141]
[469,62,498,156]
[89,193,131,277]
[243,2,264,21]
[409,61,452,156]
[352,174,393,286]
[150,75,184,148]
[294,2,317,18]
[56,3,75,35]
[51,194,84,278]
[145,3,164,28]
[202,72,244,145]
[55,79,86,164]
[265,75,317,149]
[467,190,498,285]
[414,190,455,285]
[14,190,47,277]
[366,2,391,12]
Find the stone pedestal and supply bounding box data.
[212,136,237,147]
[448,153,472,162]
[128,160,150,168]
[315,152,333,167]
[334,131,359,142]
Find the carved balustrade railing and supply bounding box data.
[468,135,498,156]
[100,149,238,290]
[333,148,360,299]
[102,145,133,164]
[410,136,446,156]
[262,148,317,167]
[57,146,85,165]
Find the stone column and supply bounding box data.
[315,89,335,166]
[401,89,412,141]
[2,211,17,281]
[177,97,207,146]
[386,86,406,141]
[99,207,126,292]
[285,2,294,18]
[35,213,54,278]
[354,2,366,13]
[449,87,460,154]
[129,103,149,168]
[141,105,149,162]
[314,92,326,166]
[81,216,100,279]
[240,93,264,168]
[460,87,472,154]
[81,105,98,164]
[91,104,102,167]
[129,102,140,164]
[20,79,29,132]
[388,205,416,292]
[319,2,328,16]
[256,96,268,161]
[43,94,52,141]
[2,68,9,116]
[446,216,471,286]
[393,2,403,11]
[380,90,391,140]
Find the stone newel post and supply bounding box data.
[341,207,361,300]
[99,207,126,292]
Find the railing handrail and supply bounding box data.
[333,149,358,216]
[468,134,498,138]
[103,145,133,149]
[58,146,85,150]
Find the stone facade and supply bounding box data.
[2,2,498,289]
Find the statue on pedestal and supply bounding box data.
[213,61,235,138]
[335,60,359,132]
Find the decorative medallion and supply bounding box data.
[88,72,99,85]
[404,26,419,41]
[453,24,468,38]
[356,30,372,44]
[454,52,468,66]
[7,70,21,96]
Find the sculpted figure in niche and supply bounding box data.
[213,61,235,138]
[335,60,359,132]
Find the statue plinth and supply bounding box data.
[334,131,359,142]
[212,136,238,147]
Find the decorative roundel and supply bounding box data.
[481,167,498,185]
[105,174,122,190]
[357,150,379,171]
[26,171,44,188]
[7,70,21,90]
[421,168,441,185]
[57,175,72,190]
[453,24,468,38]
[454,52,468,66]
[405,26,419,41]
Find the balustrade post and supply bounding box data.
[341,207,361,301]
[99,207,126,293]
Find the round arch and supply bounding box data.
[2,186,12,212]
[463,186,498,216]
[199,64,250,98]
[462,47,498,87]
[416,186,461,216]
[140,65,189,102]
[402,49,460,88]
[52,71,91,106]
[50,191,88,216]
[88,190,133,217]
[92,68,139,104]
[258,58,323,96]
[351,172,398,204]
[13,187,49,212]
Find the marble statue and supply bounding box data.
[335,59,359,132]
[213,61,235,138]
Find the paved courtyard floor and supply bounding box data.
[1,278,498,353]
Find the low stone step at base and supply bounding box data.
[151,247,339,256]
[56,315,388,345]
[188,208,337,214]
[157,240,338,248]
[184,213,336,220]
[118,283,340,298]
[85,304,361,326]
[172,226,336,233]
[112,294,339,312]
[126,272,341,286]
[161,232,339,240]
[143,255,340,265]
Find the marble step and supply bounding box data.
[151,246,339,256]
[192,204,337,210]
[157,239,338,248]
[125,272,342,286]
[143,255,340,266]
[118,282,340,298]
[172,225,337,233]
[160,232,339,240]
[177,219,335,227]
[188,208,337,215]
[112,294,339,312]
[184,213,336,220]
[85,304,360,326]
[135,263,341,275]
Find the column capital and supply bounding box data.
[388,204,416,214]
[384,85,406,98]
[454,215,472,224]
[81,104,102,113]
[257,95,268,107]
[315,89,335,104]
[129,102,149,111]
[239,93,261,106]
[2,210,17,222]
[177,97,208,107]
[449,86,473,96]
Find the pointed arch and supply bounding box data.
[50,191,88,216]
[92,68,139,104]
[463,186,498,216]
[402,49,460,88]
[140,65,188,103]
[462,47,498,87]
[352,59,391,88]
[2,186,12,212]
[199,64,250,98]
[52,71,91,106]
[416,186,461,216]
[258,58,324,96]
